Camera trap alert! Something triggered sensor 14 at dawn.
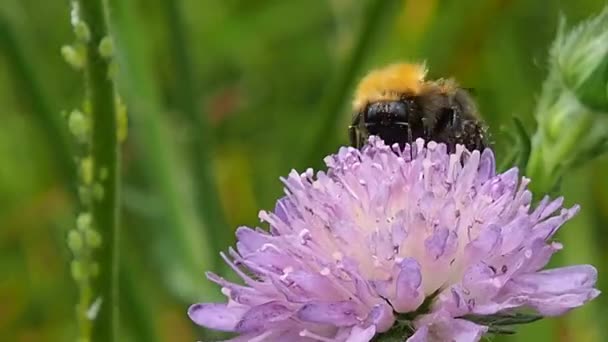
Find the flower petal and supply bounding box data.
[297,301,361,326]
[345,325,377,342]
[367,302,396,332]
[406,325,429,342]
[416,310,488,342]
[464,224,501,263]
[440,318,487,342]
[235,301,292,333]
[499,265,600,315]
[392,258,425,313]
[188,303,245,331]
[235,227,270,255]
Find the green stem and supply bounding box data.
[163,0,230,264]
[304,0,400,167]
[550,112,593,168]
[76,0,120,340]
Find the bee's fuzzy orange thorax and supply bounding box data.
[352,63,427,111]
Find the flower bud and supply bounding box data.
[554,8,608,111]
[61,45,86,70]
[527,7,608,194]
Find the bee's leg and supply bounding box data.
[448,107,462,152]
[462,120,488,151]
[349,125,360,148]
[449,106,461,128]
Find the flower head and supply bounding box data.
[189,137,598,341]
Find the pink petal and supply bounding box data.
[297,301,360,326]
[188,303,245,331]
[517,265,597,293]
[462,263,502,299]
[368,303,395,333]
[464,225,501,263]
[441,318,487,342]
[500,265,599,315]
[392,258,425,313]
[415,311,487,342]
[235,301,292,333]
[424,227,450,260]
[345,325,376,342]
[406,326,429,342]
[235,227,271,255]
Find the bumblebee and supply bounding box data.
[349,63,488,152]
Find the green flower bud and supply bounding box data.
[74,22,91,42]
[76,212,92,231]
[68,110,90,143]
[98,36,114,58]
[554,8,608,111]
[61,45,86,70]
[527,7,608,194]
[67,229,84,254]
[71,260,85,281]
[84,228,102,249]
[80,156,94,185]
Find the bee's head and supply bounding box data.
[350,100,416,148]
[364,100,409,126]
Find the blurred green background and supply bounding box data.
[1,0,607,341]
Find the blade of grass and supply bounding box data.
[304,0,401,168]
[105,0,216,302]
[120,236,161,342]
[0,15,76,192]
[162,0,230,266]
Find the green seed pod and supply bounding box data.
[71,260,85,282]
[84,228,102,249]
[61,45,86,70]
[76,212,92,231]
[74,22,91,42]
[68,110,90,143]
[67,229,84,254]
[98,36,114,58]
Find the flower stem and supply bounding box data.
[75,0,120,340]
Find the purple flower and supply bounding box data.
[188,137,599,341]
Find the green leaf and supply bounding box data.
[462,312,543,326]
